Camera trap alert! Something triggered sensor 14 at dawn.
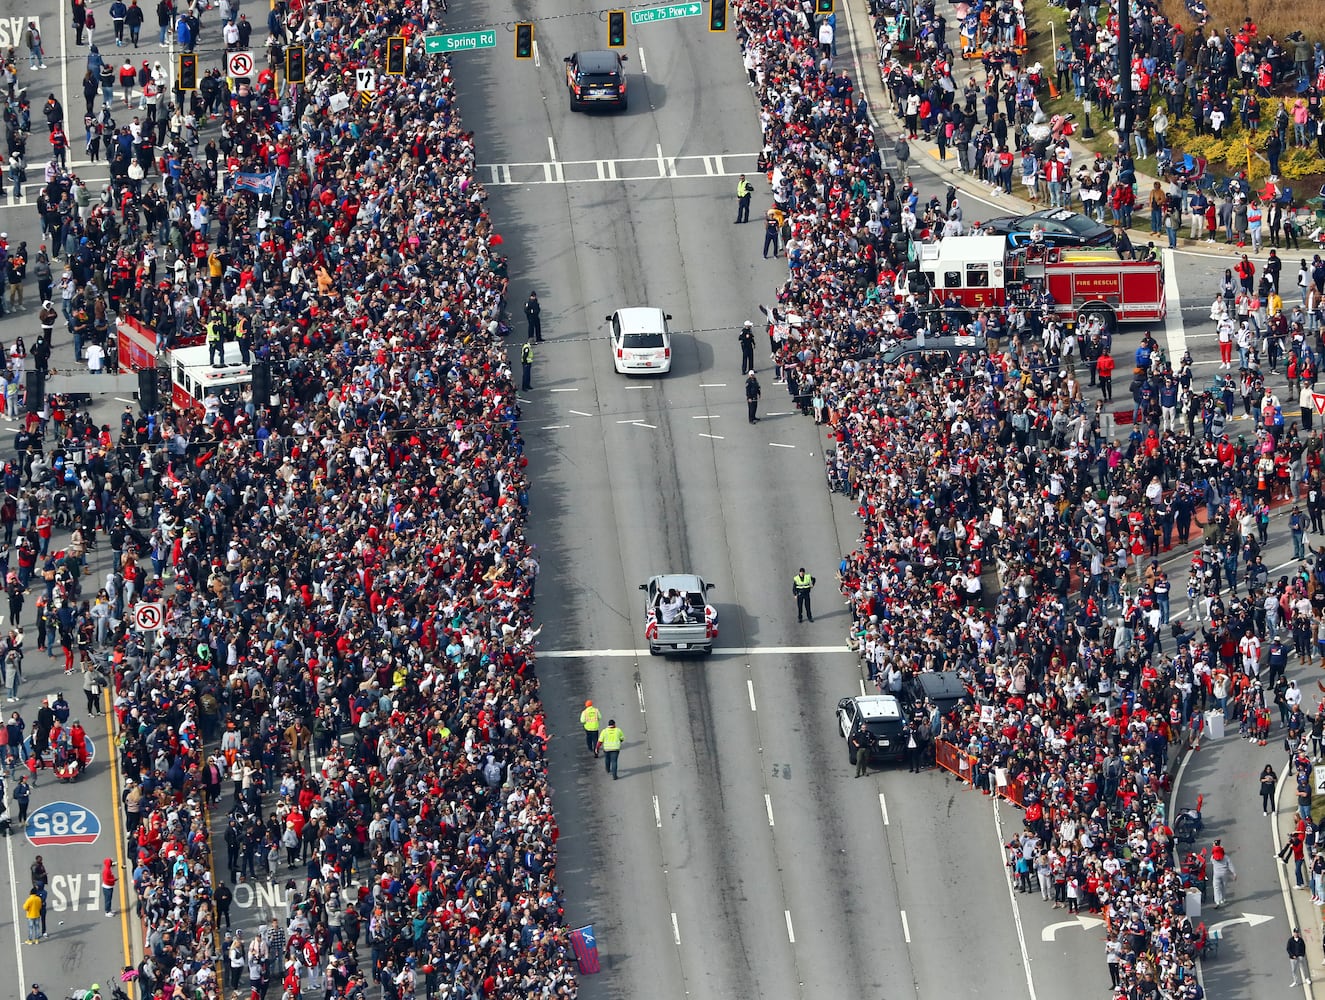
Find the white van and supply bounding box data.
[608,306,673,375]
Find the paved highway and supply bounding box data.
[447,5,1040,1000]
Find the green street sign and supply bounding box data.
[630,3,703,25]
[423,29,497,54]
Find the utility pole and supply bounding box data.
[1115,0,1134,154]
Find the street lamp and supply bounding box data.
[1082,99,1096,139]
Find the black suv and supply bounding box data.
[899,672,972,720]
[564,50,628,112]
[837,695,906,765]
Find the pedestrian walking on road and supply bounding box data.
[1260,763,1278,815]
[13,773,30,822]
[792,567,815,622]
[520,341,533,392]
[1289,928,1311,986]
[580,699,602,757]
[1210,840,1237,906]
[524,291,542,343]
[762,206,782,258]
[735,174,753,223]
[597,720,623,780]
[22,886,41,943]
[745,371,761,423]
[739,320,756,374]
[100,857,115,916]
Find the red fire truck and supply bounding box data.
[910,234,1166,334]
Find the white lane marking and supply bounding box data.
[549,387,579,392]
[879,792,890,826]
[539,645,852,658]
[115,397,135,404]
[533,40,541,67]
[784,910,796,943]
[569,409,593,417]
[699,382,727,387]
[638,46,647,74]
[671,912,681,945]
[616,418,645,423]
[747,678,757,711]
[636,681,646,714]
[540,425,570,430]
[623,385,653,390]
[764,411,790,416]
[900,909,911,943]
[631,422,657,429]
[769,442,795,449]
[692,414,720,419]
[548,136,557,161]
[653,795,662,828]
[4,816,25,997]
[698,433,725,440]
[1162,247,1187,360]
[858,678,867,697]
[992,798,1039,1000]
[656,143,667,177]
[765,793,775,827]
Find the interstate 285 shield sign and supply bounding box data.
[26,800,102,846]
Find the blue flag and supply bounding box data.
[234,171,277,196]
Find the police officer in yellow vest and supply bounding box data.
[580,699,602,757]
[206,315,224,367]
[520,341,533,391]
[735,173,754,224]
[793,567,815,622]
[597,719,624,779]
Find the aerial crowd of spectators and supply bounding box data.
[0,0,578,997]
[737,0,1325,997]
[867,0,1325,250]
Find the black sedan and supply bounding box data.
[978,208,1115,248]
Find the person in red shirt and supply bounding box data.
[1096,351,1115,400]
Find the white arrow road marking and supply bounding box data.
[1209,913,1274,935]
[1041,915,1105,941]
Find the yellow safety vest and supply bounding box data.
[600,726,623,751]
[794,573,813,589]
[580,706,602,732]
[737,179,753,198]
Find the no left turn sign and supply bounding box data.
[133,601,163,632]
[227,51,255,77]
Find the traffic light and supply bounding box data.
[137,367,159,412]
[709,0,727,32]
[385,35,406,76]
[608,10,626,48]
[286,44,305,84]
[178,52,198,90]
[515,22,534,59]
[815,0,834,13]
